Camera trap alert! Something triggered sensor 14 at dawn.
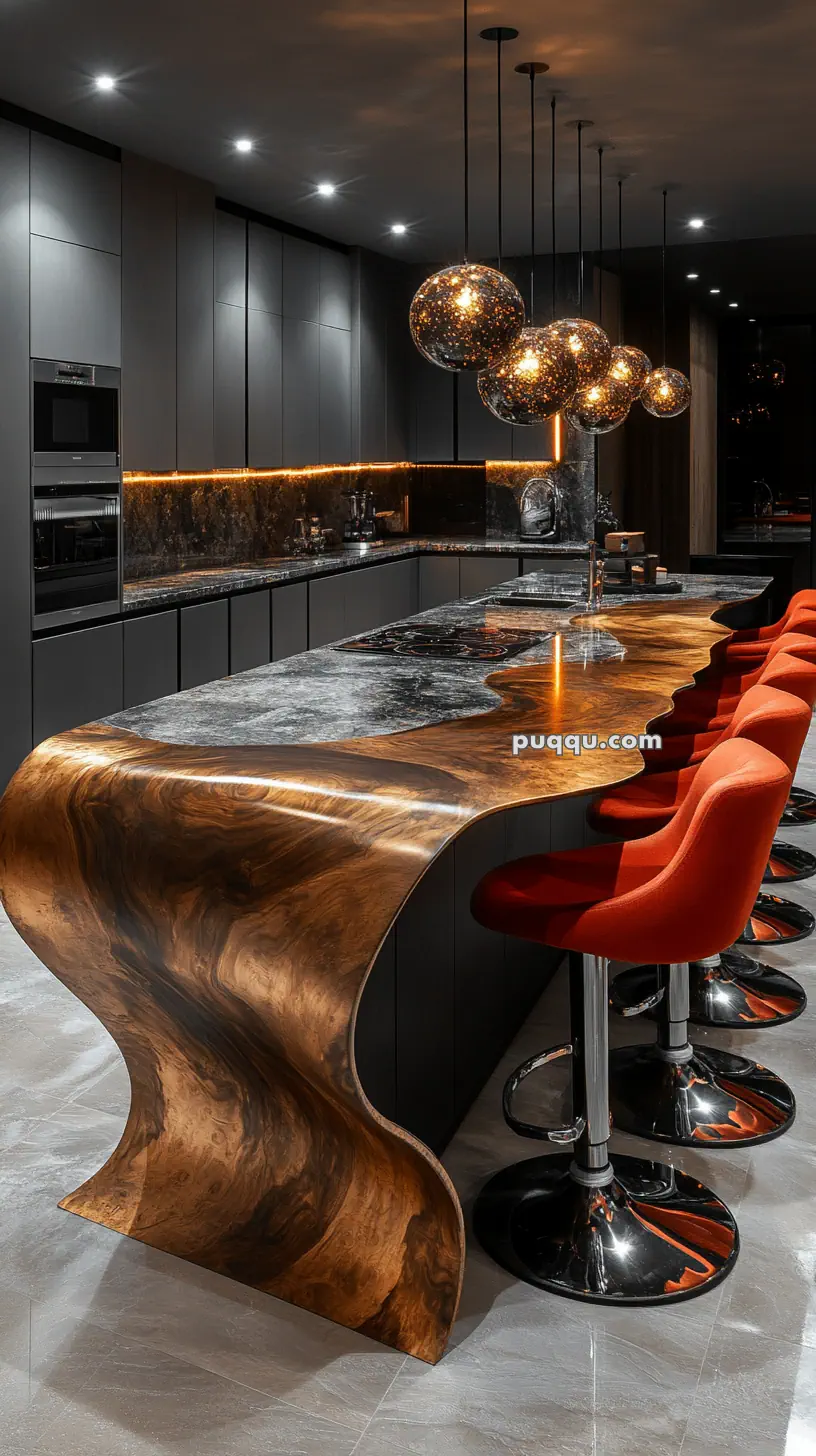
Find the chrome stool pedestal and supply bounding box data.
[611,951,807,1030]
[474,953,739,1304]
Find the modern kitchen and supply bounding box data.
[1,5,816,1454]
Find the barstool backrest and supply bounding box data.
[723,684,811,774]
[759,651,816,708]
[594,740,792,963]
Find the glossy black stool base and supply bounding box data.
[609,1043,796,1147]
[611,954,807,1029]
[738,893,815,946]
[764,840,816,884]
[473,1152,739,1304]
[780,786,816,827]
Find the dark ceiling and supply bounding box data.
[1,0,815,265]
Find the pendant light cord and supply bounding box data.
[529,72,536,319]
[662,187,667,364]
[551,96,557,319]
[577,122,584,314]
[462,0,469,260]
[497,38,504,267]
[597,146,604,322]
[618,178,623,343]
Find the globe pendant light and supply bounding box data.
[542,120,611,390]
[478,59,578,425]
[641,190,692,418]
[564,139,628,434]
[409,2,524,373]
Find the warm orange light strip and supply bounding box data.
[554,413,563,463]
[123,460,556,486]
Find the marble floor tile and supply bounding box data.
[681,1327,816,1455]
[0,1083,71,1153]
[41,1332,362,1455]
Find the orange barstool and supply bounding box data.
[598,676,814,1028]
[471,739,790,1304]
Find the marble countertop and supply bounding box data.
[122,537,591,611]
[106,569,769,750]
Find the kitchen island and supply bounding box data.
[0,569,768,1366]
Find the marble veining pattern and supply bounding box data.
[121,538,591,612]
[2,717,816,1451]
[106,572,769,750]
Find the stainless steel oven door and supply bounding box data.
[33,492,121,627]
[32,360,120,469]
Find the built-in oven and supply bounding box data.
[33,487,121,628]
[31,359,120,468]
[31,360,123,628]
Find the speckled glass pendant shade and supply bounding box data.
[478,60,577,424]
[409,4,524,373]
[641,189,691,419]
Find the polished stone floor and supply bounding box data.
[2,736,816,1454]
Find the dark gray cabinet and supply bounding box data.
[457,372,513,461]
[176,176,215,471]
[355,929,397,1121]
[319,325,351,464]
[248,308,282,467]
[413,356,454,461]
[30,234,121,366]
[395,848,456,1150]
[179,600,229,689]
[214,302,246,467]
[215,211,246,307]
[513,418,553,462]
[0,120,33,789]
[30,133,121,256]
[271,581,308,661]
[459,555,519,597]
[282,236,320,323]
[33,622,124,744]
[308,573,346,648]
[453,814,511,1110]
[282,317,319,467]
[122,153,177,470]
[418,555,459,611]
[230,590,271,673]
[249,223,282,314]
[123,611,179,708]
[319,250,351,330]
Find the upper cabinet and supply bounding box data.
[30,134,121,256]
[319,250,351,331]
[249,223,282,314]
[215,211,246,307]
[282,236,320,324]
[30,234,121,366]
[121,154,177,469]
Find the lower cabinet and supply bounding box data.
[308,573,347,648]
[271,581,308,661]
[180,599,229,689]
[459,554,521,597]
[230,589,271,673]
[124,611,179,708]
[418,555,459,612]
[33,621,124,744]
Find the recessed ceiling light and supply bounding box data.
[94,75,116,92]
[729,301,739,308]
[391,223,407,235]
[749,317,757,322]
[234,138,253,153]
[316,182,336,197]
[686,272,699,280]
[688,217,705,229]
[710,288,721,294]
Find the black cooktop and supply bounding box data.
[336,622,549,661]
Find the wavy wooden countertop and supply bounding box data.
[0,576,766,1363]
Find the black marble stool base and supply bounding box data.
[608,963,796,1149]
[611,951,807,1029]
[780,786,816,827]
[474,1151,739,1304]
[474,951,739,1304]
[764,840,816,884]
[738,893,815,946]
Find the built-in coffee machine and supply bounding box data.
[31,359,122,629]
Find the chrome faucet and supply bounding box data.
[586,541,605,611]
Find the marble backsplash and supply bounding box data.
[123,464,412,579]
[122,457,591,580]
